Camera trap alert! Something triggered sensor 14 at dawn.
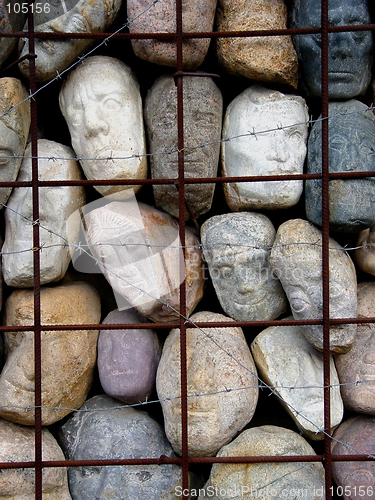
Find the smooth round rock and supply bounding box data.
[128,0,217,69]
[251,319,343,440]
[0,282,101,426]
[18,0,121,82]
[0,77,30,207]
[145,74,222,220]
[270,219,357,354]
[156,311,259,457]
[332,416,375,499]
[0,418,71,499]
[98,308,161,404]
[221,85,309,211]
[199,426,325,500]
[0,2,26,68]
[83,200,205,322]
[59,394,200,499]
[216,0,298,88]
[2,139,86,288]
[59,56,147,198]
[201,212,287,321]
[335,282,375,415]
[290,0,373,98]
[355,225,375,276]
[306,100,375,233]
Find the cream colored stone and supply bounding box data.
[199,426,325,499]
[216,0,298,88]
[156,311,259,457]
[354,225,375,276]
[251,319,343,440]
[0,418,71,500]
[0,281,101,426]
[2,139,86,288]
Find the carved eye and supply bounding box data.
[330,283,344,299]
[103,98,122,111]
[219,265,234,279]
[290,297,309,313]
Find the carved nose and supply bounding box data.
[330,33,354,60]
[266,132,289,162]
[84,106,109,137]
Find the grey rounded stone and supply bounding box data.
[59,394,200,499]
[199,426,325,499]
[98,308,161,404]
[290,0,373,98]
[201,212,287,321]
[145,74,222,220]
[306,100,375,233]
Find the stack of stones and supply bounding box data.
[0,0,374,498]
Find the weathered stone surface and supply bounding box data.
[306,100,375,233]
[156,311,259,457]
[145,74,222,220]
[0,77,30,206]
[335,282,375,415]
[201,213,287,321]
[0,418,72,499]
[0,2,26,68]
[270,219,357,354]
[332,416,375,498]
[221,85,309,211]
[59,56,147,198]
[59,394,200,499]
[354,225,375,276]
[18,0,121,82]
[2,139,86,288]
[290,0,373,98]
[128,0,217,69]
[83,200,205,322]
[98,308,161,404]
[251,319,343,440]
[216,0,298,88]
[199,426,325,499]
[0,282,101,425]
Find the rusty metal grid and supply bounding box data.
[0,0,374,499]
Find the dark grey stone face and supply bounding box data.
[291,0,373,98]
[306,100,375,233]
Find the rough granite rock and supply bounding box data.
[128,0,217,68]
[270,219,357,354]
[156,311,259,457]
[216,0,298,88]
[98,308,161,404]
[0,418,72,499]
[199,426,325,499]
[0,282,101,426]
[59,394,201,499]
[251,319,343,440]
[145,74,222,220]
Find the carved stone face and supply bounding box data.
[201,213,287,321]
[156,311,259,457]
[18,0,121,82]
[222,85,309,210]
[59,56,147,197]
[306,100,375,233]
[291,0,373,98]
[2,139,85,287]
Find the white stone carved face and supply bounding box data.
[18,0,121,82]
[2,139,85,287]
[222,85,309,210]
[59,56,147,197]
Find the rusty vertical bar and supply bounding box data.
[27,2,42,499]
[320,0,332,497]
[175,0,189,496]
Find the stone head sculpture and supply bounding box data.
[18,0,121,81]
[156,311,259,457]
[222,85,309,211]
[0,77,30,207]
[59,56,147,198]
[290,0,373,98]
[2,139,86,288]
[306,100,375,233]
[0,282,101,426]
[201,212,287,321]
[270,219,357,354]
